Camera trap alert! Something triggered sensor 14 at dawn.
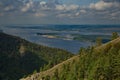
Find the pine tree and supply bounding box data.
[96,37,102,47]
[54,69,59,80]
[111,32,119,40]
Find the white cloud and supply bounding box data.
[66,4,79,11]
[39,1,50,10]
[56,5,65,11]
[35,13,46,17]
[110,11,120,17]
[74,9,86,16]
[56,4,79,11]
[4,5,14,11]
[89,1,119,10]
[57,11,81,18]
[21,1,33,12]
[80,10,86,13]
[74,9,87,16]
[40,1,47,6]
[56,13,71,18]
[75,12,80,16]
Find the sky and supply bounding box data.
[0,0,120,25]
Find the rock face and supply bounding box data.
[19,44,26,56]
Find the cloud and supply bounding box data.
[4,5,14,11]
[75,12,80,16]
[87,0,120,21]
[40,1,47,6]
[74,10,86,16]
[56,5,65,11]
[34,13,46,17]
[56,4,79,11]
[66,4,79,10]
[80,10,86,13]
[66,4,79,11]
[110,11,120,17]
[0,0,120,24]
[57,13,69,17]
[39,1,50,10]
[56,12,77,18]
[89,1,119,10]
[55,4,86,18]
[21,0,33,12]
[109,11,120,20]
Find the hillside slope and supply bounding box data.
[21,37,120,80]
[0,32,73,80]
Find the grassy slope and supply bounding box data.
[21,37,120,80]
[0,32,73,80]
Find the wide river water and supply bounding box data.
[1,25,120,53]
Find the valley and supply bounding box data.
[1,25,120,53]
[0,25,120,80]
[0,32,73,80]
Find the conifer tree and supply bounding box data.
[96,37,102,46]
[54,69,59,80]
[111,32,119,40]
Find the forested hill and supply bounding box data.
[0,32,73,80]
[22,37,120,80]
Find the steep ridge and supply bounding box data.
[95,37,120,50]
[0,32,73,80]
[21,56,79,80]
[21,37,120,80]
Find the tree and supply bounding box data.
[79,47,84,55]
[54,69,59,80]
[111,32,119,40]
[45,75,50,80]
[33,70,37,74]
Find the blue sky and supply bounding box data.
[0,0,120,25]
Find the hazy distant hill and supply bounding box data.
[22,37,120,80]
[0,32,73,80]
[0,30,3,32]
